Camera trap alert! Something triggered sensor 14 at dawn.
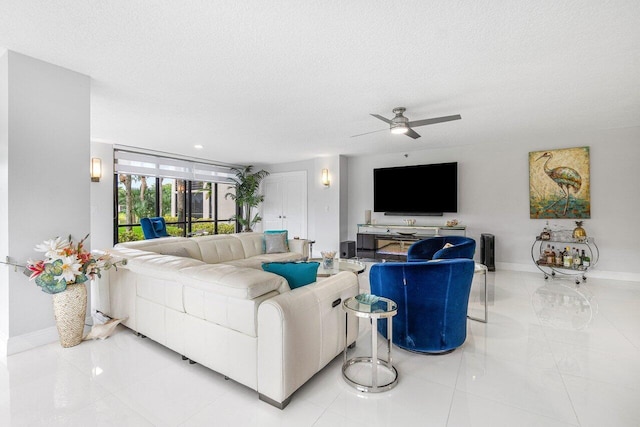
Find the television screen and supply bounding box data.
[373,162,457,214]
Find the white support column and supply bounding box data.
[0,50,90,356]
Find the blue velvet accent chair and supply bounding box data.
[369,259,475,353]
[407,236,476,261]
[140,217,170,239]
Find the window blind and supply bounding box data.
[114,149,236,184]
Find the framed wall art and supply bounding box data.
[529,146,590,219]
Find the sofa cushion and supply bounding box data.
[262,262,319,289]
[223,252,304,270]
[233,232,266,258]
[160,246,191,258]
[179,264,290,300]
[193,235,247,264]
[265,233,288,254]
[117,237,203,261]
[124,253,205,280]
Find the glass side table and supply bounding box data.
[309,258,366,277]
[468,263,488,323]
[342,294,398,393]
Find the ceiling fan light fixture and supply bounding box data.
[391,124,409,134]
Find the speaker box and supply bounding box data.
[480,233,495,271]
[341,241,356,259]
[364,210,371,224]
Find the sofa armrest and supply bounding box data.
[257,271,358,406]
[287,238,310,260]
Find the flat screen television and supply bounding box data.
[373,162,457,215]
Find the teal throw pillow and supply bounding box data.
[262,262,319,289]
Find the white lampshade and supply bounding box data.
[90,157,102,182]
[321,168,330,187]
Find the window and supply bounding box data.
[114,149,238,243]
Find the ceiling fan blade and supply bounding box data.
[350,129,387,138]
[406,114,462,128]
[405,128,421,139]
[370,114,392,124]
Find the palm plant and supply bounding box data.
[225,166,269,232]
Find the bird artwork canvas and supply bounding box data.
[529,146,590,219]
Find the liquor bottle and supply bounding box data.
[549,246,556,265]
[544,244,553,265]
[573,248,581,268]
[540,221,551,241]
[538,249,546,265]
[582,250,591,268]
[555,248,563,266]
[563,246,572,268]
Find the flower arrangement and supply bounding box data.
[26,234,126,294]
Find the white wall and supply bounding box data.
[90,141,115,250]
[259,155,344,258]
[339,155,349,243]
[0,50,9,356]
[347,127,640,280]
[0,51,90,355]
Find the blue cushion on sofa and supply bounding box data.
[151,218,165,232]
[262,262,319,289]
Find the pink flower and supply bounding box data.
[26,259,45,279]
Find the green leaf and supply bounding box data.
[40,278,67,294]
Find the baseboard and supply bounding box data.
[494,262,540,274]
[6,326,59,356]
[495,262,640,282]
[0,314,93,357]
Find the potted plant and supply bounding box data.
[226,165,269,232]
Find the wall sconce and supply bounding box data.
[90,157,102,182]
[321,168,330,187]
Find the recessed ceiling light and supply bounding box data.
[194,144,203,149]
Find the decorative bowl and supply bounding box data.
[355,294,380,305]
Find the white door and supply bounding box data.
[261,171,307,238]
[262,178,284,231]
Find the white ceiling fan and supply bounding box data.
[352,107,461,139]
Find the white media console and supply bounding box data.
[356,224,467,261]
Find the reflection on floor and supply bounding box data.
[1,270,639,426]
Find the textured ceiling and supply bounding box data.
[1,1,639,165]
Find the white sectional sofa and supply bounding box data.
[94,232,359,408]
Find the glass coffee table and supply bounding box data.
[309,258,366,277]
[342,294,398,393]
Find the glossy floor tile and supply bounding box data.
[1,270,639,426]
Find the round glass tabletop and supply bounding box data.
[310,258,366,277]
[343,294,397,319]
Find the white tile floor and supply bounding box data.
[2,269,639,426]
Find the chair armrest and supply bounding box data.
[407,238,444,261]
[432,239,476,260]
